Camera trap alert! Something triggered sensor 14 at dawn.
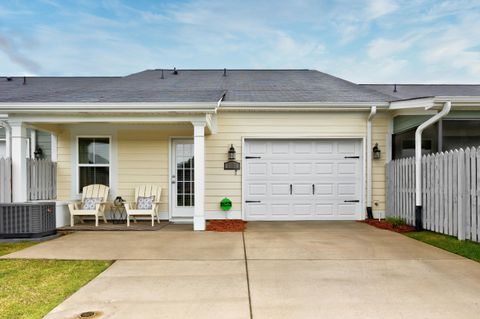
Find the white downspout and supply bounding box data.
[0,120,12,158]
[366,106,376,219]
[415,101,451,229]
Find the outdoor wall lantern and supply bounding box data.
[373,143,381,160]
[224,144,241,174]
[34,147,44,160]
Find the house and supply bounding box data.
[0,69,479,230]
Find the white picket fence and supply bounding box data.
[0,157,12,203]
[27,159,57,200]
[386,147,480,242]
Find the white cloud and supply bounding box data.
[367,38,412,59]
[367,0,399,19]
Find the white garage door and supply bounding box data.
[244,139,363,220]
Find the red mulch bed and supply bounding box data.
[360,219,416,233]
[206,220,247,232]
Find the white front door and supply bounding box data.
[171,139,195,219]
[244,139,363,220]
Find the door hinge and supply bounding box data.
[245,200,261,203]
[344,156,360,159]
[344,200,360,203]
[245,156,261,159]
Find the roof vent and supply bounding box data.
[23,77,26,85]
[160,69,164,79]
[172,67,178,75]
[393,84,397,92]
[6,77,12,82]
[223,68,227,76]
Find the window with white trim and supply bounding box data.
[78,137,110,192]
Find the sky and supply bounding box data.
[0,0,479,83]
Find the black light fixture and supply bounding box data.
[34,147,43,160]
[372,143,381,160]
[228,144,236,160]
[224,144,240,174]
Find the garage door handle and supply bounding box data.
[344,200,360,203]
[245,200,261,203]
[290,184,292,195]
[312,184,315,194]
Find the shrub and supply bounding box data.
[385,216,406,228]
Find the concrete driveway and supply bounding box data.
[4,221,480,319]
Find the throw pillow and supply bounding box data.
[137,196,155,210]
[82,197,102,210]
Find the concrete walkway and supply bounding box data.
[4,221,480,319]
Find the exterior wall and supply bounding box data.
[116,125,192,213]
[55,124,192,210]
[205,111,391,216]
[52,111,391,218]
[57,128,71,200]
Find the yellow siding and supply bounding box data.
[117,126,192,212]
[54,111,391,216]
[205,111,391,213]
[57,129,71,200]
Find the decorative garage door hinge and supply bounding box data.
[344,200,360,203]
[245,200,262,203]
[344,156,360,159]
[245,156,262,159]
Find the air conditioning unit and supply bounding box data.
[0,202,56,239]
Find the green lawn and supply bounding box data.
[0,241,111,319]
[406,231,480,262]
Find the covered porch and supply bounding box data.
[1,103,219,231]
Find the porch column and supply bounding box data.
[10,121,28,202]
[51,134,58,162]
[193,121,206,231]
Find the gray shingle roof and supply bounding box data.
[360,84,480,100]
[0,69,394,103]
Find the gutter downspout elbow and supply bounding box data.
[366,106,377,219]
[415,101,451,230]
[0,120,11,158]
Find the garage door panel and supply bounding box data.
[315,141,334,153]
[271,183,290,196]
[271,141,290,154]
[247,183,267,196]
[247,203,268,216]
[271,204,290,215]
[294,141,313,154]
[315,203,335,216]
[292,183,313,196]
[271,162,289,175]
[245,139,362,221]
[292,162,313,175]
[338,203,357,216]
[337,140,359,154]
[292,204,313,216]
[248,163,268,176]
[337,183,357,196]
[314,183,334,195]
[337,162,356,175]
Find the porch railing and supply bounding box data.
[386,147,480,242]
[27,159,57,201]
[0,157,12,203]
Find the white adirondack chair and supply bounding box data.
[125,185,162,227]
[68,184,110,227]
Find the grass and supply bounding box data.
[0,241,112,319]
[406,231,480,262]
